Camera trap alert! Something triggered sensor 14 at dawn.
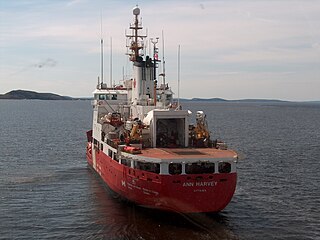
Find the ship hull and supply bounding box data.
[86,145,237,213]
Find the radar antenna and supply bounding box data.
[125,6,147,61]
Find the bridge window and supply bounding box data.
[99,94,106,100]
[218,162,231,173]
[169,163,182,175]
[186,162,215,174]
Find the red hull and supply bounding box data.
[86,145,237,213]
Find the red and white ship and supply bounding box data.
[86,6,238,213]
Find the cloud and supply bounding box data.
[1,0,320,100]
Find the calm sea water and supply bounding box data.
[0,100,319,240]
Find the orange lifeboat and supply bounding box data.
[123,146,141,154]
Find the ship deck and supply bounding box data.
[138,148,237,160]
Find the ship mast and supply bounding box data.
[99,13,105,89]
[125,6,164,110]
[126,6,146,62]
[178,44,181,108]
[101,38,104,87]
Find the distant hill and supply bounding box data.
[191,98,227,102]
[1,90,318,103]
[178,98,288,103]
[0,90,72,100]
[229,99,288,103]
[178,98,226,102]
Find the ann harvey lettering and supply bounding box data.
[183,181,217,187]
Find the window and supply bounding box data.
[93,138,99,150]
[136,162,160,174]
[218,162,231,173]
[121,158,131,167]
[108,149,113,158]
[101,132,106,142]
[111,94,117,100]
[169,163,182,175]
[113,153,117,161]
[99,94,106,100]
[186,162,215,174]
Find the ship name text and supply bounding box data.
[182,181,217,187]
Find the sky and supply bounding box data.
[1,0,320,101]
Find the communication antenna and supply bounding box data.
[122,66,124,81]
[177,44,181,109]
[110,37,113,88]
[161,30,166,86]
[148,38,151,57]
[159,30,166,108]
[100,12,104,86]
[150,37,159,80]
[144,28,148,57]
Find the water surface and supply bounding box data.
[0,100,319,239]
